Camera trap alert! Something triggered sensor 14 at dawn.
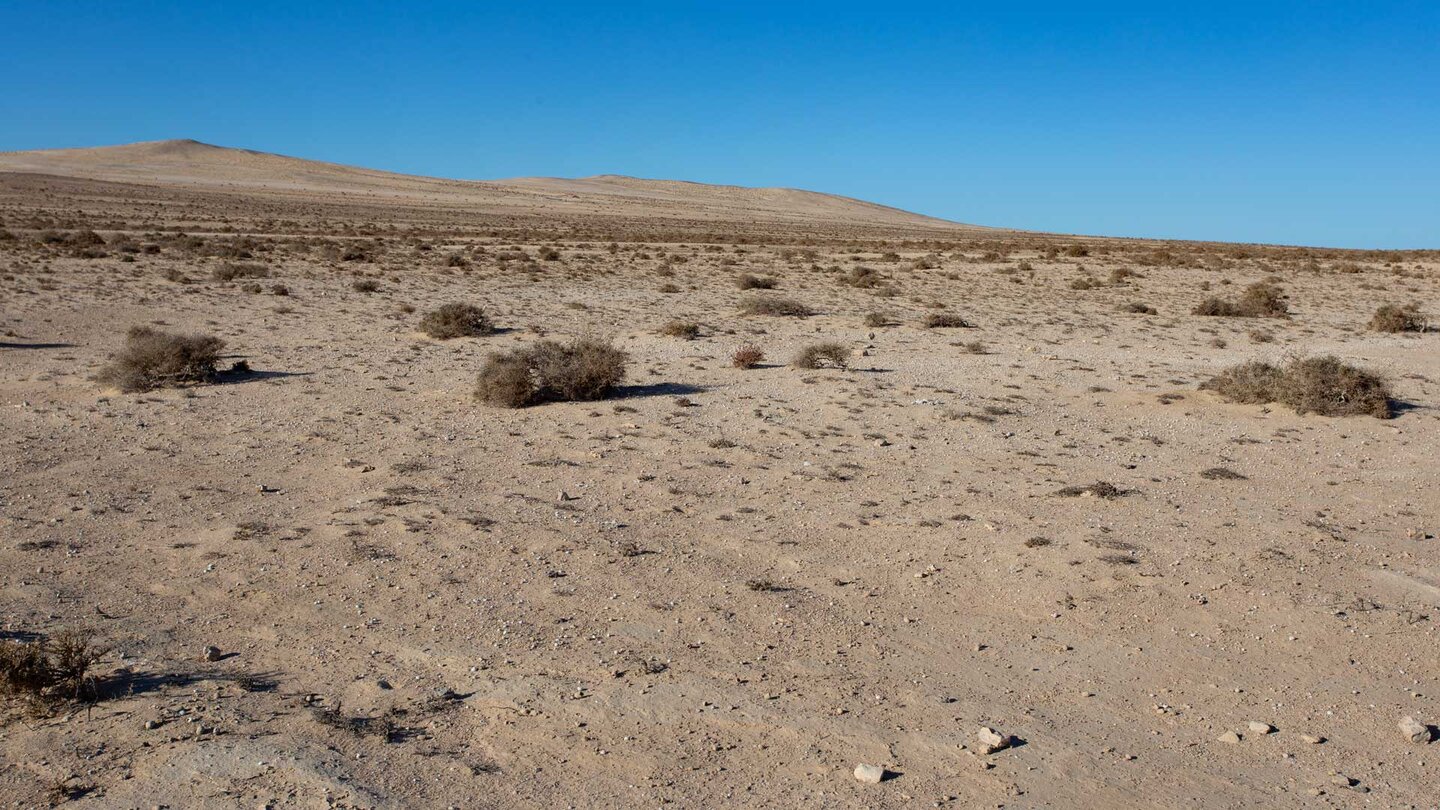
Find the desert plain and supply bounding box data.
[0,140,1437,808]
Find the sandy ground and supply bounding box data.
[0,147,1438,808]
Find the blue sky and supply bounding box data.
[3,2,1436,248]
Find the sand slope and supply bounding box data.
[0,139,981,230]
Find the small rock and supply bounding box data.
[1399,715,1431,744]
[853,763,885,784]
[144,719,162,730]
[976,727,1010,753]
[1217,731,1242,744]
[1247,721,1274,734]
[201,645,222,662]
[1298,734,1324,744]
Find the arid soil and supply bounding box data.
[1,143,1438,809]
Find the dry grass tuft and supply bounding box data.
[419,303,493,339]
[1201,356,1393,418]
[476,337,628,408]
[97,326,225,392]
[660,320,701,339]
[736,273,778,290]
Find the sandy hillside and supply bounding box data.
[0,140,979,230]
[0,145,1438,809]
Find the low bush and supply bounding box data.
[476,337,628,408]
[792,342,850,369]
[97,326,225,392]
[660,320,701,339]
[420,303,493,339]
[1194,281,1288,318]
[732,345,765,369]
[739,295,812,317]
[924,312,972,328]
[0,629,99,706]
[736,273,778,290]
[1369,303,1426,333]
[212,263,269,282]
[1201,356,1392,418]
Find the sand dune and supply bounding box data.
[0,139,981,230]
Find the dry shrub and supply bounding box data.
[1194,281,1288,318]
[420,303,493,339]
[732,345,765,369]
[792,342,850,369]
[352,278,381,293]
[736,273,778,290]
[660,320,701,339]
[841,267,882,288]
[1201,356,1392,418]
[739,295,812,317]
[1122,302,1158,315]
[476,337,627,408]
[1369,303,1426,333]
[97,326,224,392]
[863,311,892,328]
[212,262,269,282]
[924,312,972,328]
[0,629,99,705]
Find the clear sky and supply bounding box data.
[3,2,1436,248]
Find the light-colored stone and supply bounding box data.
[1247,720,1274,734]
[1217,731,1241,744]
[202,645,222,662]
[853,763,884,784]
[1398,715,1431,744]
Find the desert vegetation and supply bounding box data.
[96,326,226,392]
[476,337,628,407]
[1201,356,1394,418]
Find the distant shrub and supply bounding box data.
[1122,302,1158,315]
[841,267,882,288]
[1369,303,1426,333]
[98,326,225,392]
[863,312,892,327]
[1201,356,1392,418]
[476,337,627,408]
[732,345,765,369]
[792,342,850,369]
[739,295,812,317]
[736,273,778,290]
[924,312,972,328]
[212,262,269,282]
[660,320,701,339]
[352,278,381,293]
[1194,281,1288,318]
[420,303,493,339]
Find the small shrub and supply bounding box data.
[863,312,891,328]
[739,295,812,317]
[841,266,882,288]
[352,278,381,293]
[420,303,493,339]
[660,320,701,340]
[1249,328,1275,343]
[732,345,765,369]
[736,273,778,290]
[1201,356,1392,418]
[1369,303,1426,333]
[476,337,628,408]
[1122,302,1158,315]
[924,312,972,328]
[212,262,269,282]
[1195,282,1288,318]
[98,326,225,392]
[0,629,99,705]
[792,342,850,369]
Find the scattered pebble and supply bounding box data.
[853,763,885,784]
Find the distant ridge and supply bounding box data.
[0,139,987,231]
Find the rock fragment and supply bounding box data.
[853,763,885,784]
[1399,715,1431,744]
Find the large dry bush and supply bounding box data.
[1369,303,1427,333]
[739,295,813,317]
[419,303,493,339]
[97,326,225,392]
[1193,281,1289,318]
[476,337,628,408]
[791,342,850,369]
[1201,356,1392,418]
